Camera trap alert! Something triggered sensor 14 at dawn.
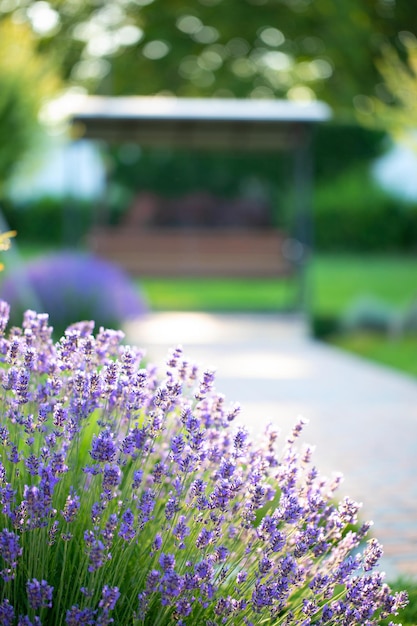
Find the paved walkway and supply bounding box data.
[124,312,417,581]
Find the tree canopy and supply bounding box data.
[356,31,417,147]
[1,0,416,120]
[0,18,59,192]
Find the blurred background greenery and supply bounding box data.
[1,0,417,384]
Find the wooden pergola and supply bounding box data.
[68,95,331,311]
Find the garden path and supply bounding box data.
[125,312,417,581]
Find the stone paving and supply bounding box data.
[124,311,417,581]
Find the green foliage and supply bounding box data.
[358,31,417,145]
[109,147,289,200]
[313,166,417,252]
[313,124,386,181]
[0,19,59,193]
[2,0,417,118]
[329,332,417,380]
[311,255,417,317]
[0,197,95,246]
[0,74,37,192]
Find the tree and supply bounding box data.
[0,18,60,194]
[1,0,417,120]
[356,31,417,148]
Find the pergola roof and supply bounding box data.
[69,95,331,151]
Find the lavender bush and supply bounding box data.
[0,301,408,625]
[0,252,147,338]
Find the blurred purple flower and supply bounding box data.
[0,252,147,336]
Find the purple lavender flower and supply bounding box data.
[87,537,106,573]
[18,616,42,626]
[24,454,39,476]
[61,490,80,523]
[195,558,213,580]
[363,538,384,572]
[165,495,179,521]
[159,553,175,572]
[65,606,96,625]
[0,299,10,334]
[7,443,20,464]
[0,529,22,581]
[196,369,216,400]
[0,252,147,337]
[16,369,30,404]
[175,597,193,618]
[196,528,214,549]
[90,429,117,463]
[152,533,163,552]
[101,514,118,548]
[99,585,120,611]
[0,305,408,625]
[102,463,121,494]
[53,403,67,428]
[26,578,54,610]
[173,515,190,545]
[0,461,5,482]
[145,568,161,591]
[233,426,248,454]
[132,469,143,489]
[119,508,135,541]
[138,488,156,526]
[0,599,15,626]
[159,569,184,604]
[170,433,185,459]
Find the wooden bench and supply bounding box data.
[87,228,296,278]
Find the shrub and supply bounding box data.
[0,252,147,338]
[0,302,408,624]
[313,166,417,252]
[0,197,95,246]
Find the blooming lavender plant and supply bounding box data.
[0,300,408,625]
[0,252,147,338]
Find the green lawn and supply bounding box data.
[310,255,417,378]
[330,332,417,378]
[139,254,417,316]
[312,254,417,316]
[139,276,300,312]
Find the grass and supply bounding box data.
[329,332,417,378]
[139,276,300,311]
[143,256,417,315]
[139,254,417,316]
[312,254,417,316]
